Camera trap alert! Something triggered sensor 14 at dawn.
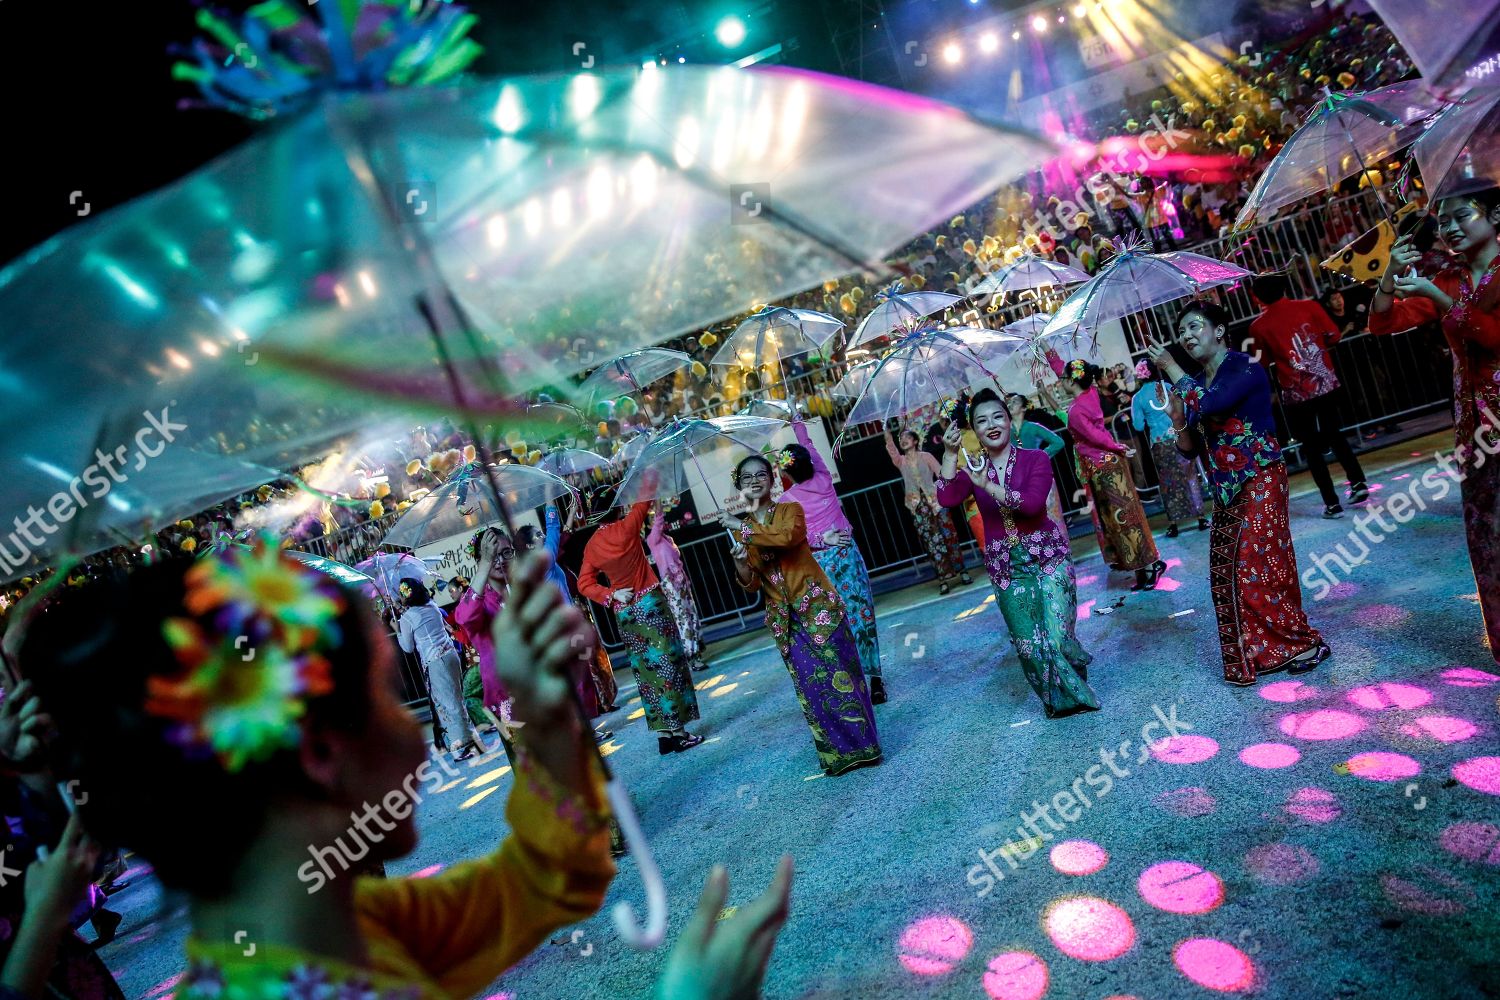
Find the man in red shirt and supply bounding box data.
[579,498,703,754]
[1249,273,1369,517]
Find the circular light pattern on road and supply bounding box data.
[1400,715,1478,743]
[1347,682,1432,711]
[1050,839,1109,876]
[1439,822,1500,866]
[1453,756,1500,795]
[1155,786,1217,817]
[1239,742,1301,768]
[897,915,972,976]
[1344,752,1420,781]
[1244,843,1320,884]
[981,951,1049,1000]
[1149,735,1220,764]
[1284,786,1342,823]
[1173,937,1257,992]
[1043,896,1136,961]
[1441,667,1500,688]
[1260,680,1319,703]
[1279,709,1367,741]
[1138,861,1225,914]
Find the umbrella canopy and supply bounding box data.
[709,307,844,369]
[1234,82,1445,229]
[1362,0,1500,97]
[1042,247,1252,339]
[1411,89,1500,199]
[352,551,432,604]
[967,254,1090,299]
[829,360,881,402]
[540,447,611,476]
[990,329,1102,395]
[0,65,1053,572]
[381,463,573,549]
[849,288,964,347]
[578,349,692,405]
[615,416,786,507]
[287,550,377,589]
[999,313,1054,338]
[842,327,1025,425]
[740,398,797,419]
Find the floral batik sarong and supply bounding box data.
[1208,462,1324,685]
[1079,451,1159,571]
[1151,439,1204,523]
[660,568,707,671]
[812,542,882,680]
[618,588,699,731]
[909,494,965,580]
[765,582,881,775]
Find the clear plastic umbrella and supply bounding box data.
[615,416,786,507]
[829,360,881,402]
[578,349,692,405]
[381,463,573,549]
[1233,82,1446,229]
[1411,89,1500,199]
[849,286,964,347]
[991,327,1102,395]
[1000,313,1054,338]
[287,551,377,590]
[1362,0,1500,97]
[967,254,1090,300]
[1042,245,1252,340]
[842,327,1025,425]
[740,398,797,419]
[540,447,611,476]
[352,551,432,604]
[709,307,844,370]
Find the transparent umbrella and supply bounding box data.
[1042,244,1252,340]
[287,551,377,590]
[1233,82,1445,229]
[578,349,693,406]
[967,254,1090,300]
[991,328,1102,396]
[709,307,844,370]
[352,551,432,604]
[1361,0,1500,97]
[381,463,573,549]
[999,313,1054,338]
[849,286,964,347]
[1411,89,1500,199]
[842,327,1025,425]
[539,447,611,477]
[615,416,786,508]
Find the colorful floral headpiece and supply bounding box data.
[939,397,960,422]
[1067,359,1089,380]
[146,544,345,773]
[1135,360,1153,381]
[771,448,796,471]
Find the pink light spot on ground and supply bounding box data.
[1401,715,1478,743]
[1155,786,1217,817]
[1260,680,1319,703]
[1351,604,1412,629]
[1285,787,1342,823]
[982,951,1050,1000]
[1150,735,1219,764]
[1327,581,1359,599]
[1239,742,1301,768]
[1077,600,1096,620]
[1051,839,1109,875]
[1075,574,1100,586]
[1279,709,1367,741]
[1043,896,1136,961]
[898,915,973,976]
[1392,473,1412,480]
[1244,843,1320,884]
[1379,871,1469,916]
[1174,938,1257,992]
[143,974,184,1000]
[1453,757,1500,795]
[1442,667,1500,688]
[1347,682,1432,711]
[1138,861,1225,914]
[411,863,445,878]
[1439,822,1500,866]
[1151,558,1184,592]
[1345,751,1421,781]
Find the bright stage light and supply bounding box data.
[1031,14,1048,32]
[1073,2,1087,14]
[942,41,962,64]
[715,16,747,47]
[1012,29,1021,40]
[979,32,999,53]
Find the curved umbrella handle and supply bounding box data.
[605,777,669,949]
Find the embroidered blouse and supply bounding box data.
[453,586,505,707]
[645,509,686,582]
[1048,353,1128,465]
[1368,261,1500,457]
[1171,350,1282,507]
[177,750,614,1000]
[577,502,658,609]
[884,434,944,508]
[1130,381,1182,445]
[737,502,844,619]
[935,448,1069,589]
[777,419,854,542]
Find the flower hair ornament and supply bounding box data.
[771,448,796,472]
[1135,359,1153,381]
[145,543,345,773]
[1067,359,1089,381]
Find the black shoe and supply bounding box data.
[939,581,951,595]
[658,731,705,755]
[691,660,710,672]
[1348,483,1369,504]
[869,677,887,704]
[594,729,613,743]
[960,573,973,585]
[452,743,478,762]
[1197,517,1210,531]
[1323,504,1344,519]
[1166,523,1180,538]
[1287,641,1332,674]
[91,909,122,947]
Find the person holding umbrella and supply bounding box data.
[1147,303,1331,686]
[578,494,704,755]
[884,426,972,595]
[1371,185,1500,666]
[396,579,487,762]
[777,410,886,703]
[730,456,882,776]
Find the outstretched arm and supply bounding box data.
[744,501,808,550]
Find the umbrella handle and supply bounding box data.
[606,776,670,949]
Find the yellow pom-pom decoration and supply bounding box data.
[177,519,194,529]
[849,286,865,302]
[181,538,198,552]
[374,483,391,499]
[690,360,708,377]
[369,500,385,519]
[934,235,948,248]
[397,500,412,512]
[1238,144,1257,159]
[462,444,476,463]
[700,332,718,348]
[839,293,855,314]
[1202,119,1216,132]
[908,273,926,289]
[598,421,610,436]
[962,238,977,256]
[256,485,273,500]
[1232,114,1247,129]
[950,215,965,228]
[406,459,422,477]
[1337,72,1356,89]
[822,279,838,292]
[527,450,542,465]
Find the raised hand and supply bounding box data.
[654,856,794,1000]
[942,423,964,456]
[0,679,51,772]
